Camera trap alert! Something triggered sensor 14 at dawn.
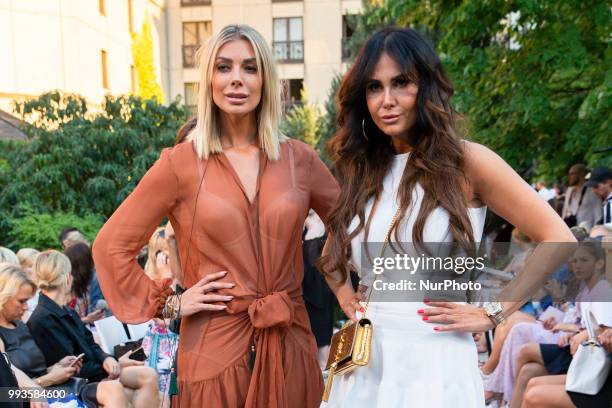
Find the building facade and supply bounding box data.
[0,0,360,115]
[0,0,168,112]
[168,0,361,113]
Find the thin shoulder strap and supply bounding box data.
[577,185,587,208]
[181,159,209,276]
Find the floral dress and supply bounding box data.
[141,319,179,393]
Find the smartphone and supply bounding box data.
[130,347,147,362]
[94,300,109,313]
[70,353,85,367]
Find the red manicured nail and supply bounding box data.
[360,307,365,312]
[423,298,430,304]
[417,309,424,314]
[422,316,428,321]
[433,327,440,331]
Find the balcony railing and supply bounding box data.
[182,45,199,68]
[181,0,211,6]
[273,41,304,63]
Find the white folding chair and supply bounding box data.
[94,316,130,354]
[127,321,151,340]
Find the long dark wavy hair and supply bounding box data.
[319,27,476,283]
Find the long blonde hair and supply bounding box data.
[0,263,35,315]
[188,24,286,160]
[144,227,169,280]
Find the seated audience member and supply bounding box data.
[59,228,105,315]
[0,263,104,407]
[59,228,87,250]
[509,240,612,407]
[16,248,39,277]
[65,243,105,324]
[479,230,538,377]
[0,247,19,265]
[482,225,589,400]
[144,227,173,283]
[27,250,160,407]
[521,327,612,408]
[15,248,41,322]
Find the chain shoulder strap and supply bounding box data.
[362,205,403,316]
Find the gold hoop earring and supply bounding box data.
[362,118,369,142]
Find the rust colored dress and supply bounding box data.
[92,139,339,408]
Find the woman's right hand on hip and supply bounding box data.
[336,283,364,322]
[180,271,235,317]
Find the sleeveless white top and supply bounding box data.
[348,152,487,275]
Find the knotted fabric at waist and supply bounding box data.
[230,290,304,407]
[247,290,295,329]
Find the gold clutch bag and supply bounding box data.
[322,318,373,401]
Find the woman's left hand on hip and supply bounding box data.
[418,301,495,333]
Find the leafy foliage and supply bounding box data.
[281,90,323,150]
[7,205,104,250]
[0,91,188,247]
[317,75,343,162]
[333,0,612,180]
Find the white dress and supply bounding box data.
[323,152,487,408]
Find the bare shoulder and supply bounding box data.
[461,140,504,181]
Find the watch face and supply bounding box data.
[484,302,502,315]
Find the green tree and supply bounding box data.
[0,91,188,246]
[132,17,164,101]
[7,205,104,250]
[317,74,343,162]
[281,90,323,150]
[337,0,612,180]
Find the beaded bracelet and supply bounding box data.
[163,293,182,320]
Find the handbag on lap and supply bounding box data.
[565,310,611,395]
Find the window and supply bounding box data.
[184,83,198,115]
[341,15,354,61]
[99,0,106,16]
[273,18,303,63]
[181,0,211,6]
[127,0,134,32]
[130,65,136,93]
[101,50,109,89]
[183,22,212,68]
[283,79,303,111]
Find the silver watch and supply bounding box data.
[483,302,506,327]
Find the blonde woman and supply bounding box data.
[0,247,19,265]
[93,24,339,407]
[144,227,173,282]
[16,248,39,275]
[27,251,160,407]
